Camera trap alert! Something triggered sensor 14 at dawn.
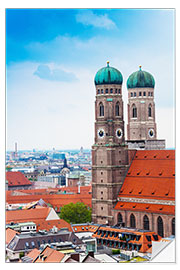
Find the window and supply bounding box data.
[98,89,100,94]
[99,102,104,116]
[101,191,103,194]
[148,104,152,117]
[115,89,118,93]
[132,105,137,118]
[131,92,133,97]
[101,89,103,94]
[118,213,123,224]
[134,92,136,97]
[148,92,151,96]
[115,102,120,116]
[106,88,108,93]
[118,89,121,94]
[130,214,136,228]
[143,215,149,230]
[151,92,153,96]
[157,216,164,237]
[172,218,175,236]
[110,88,113,93]
[143,91,146,96]
[139,92,142,96]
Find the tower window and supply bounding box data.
[99,102,104,116]
[118,89,121,94]
[110,88,113,93]
[132,105,137,118]
[134,92,136,97]
[115,89,118,93]
[106,88,108,93]
[115,102,120,116]
[139,92,142,96]
[151,92,153,96]
[148,92,151,96]
[101,172,103,175]
[131,92,133,97]
[101,191,103,194]
[143,91,146,96]
[98,89,100,94]
[101,89,104,94]
[148,104,152,117]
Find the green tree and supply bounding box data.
[59,202,92,224]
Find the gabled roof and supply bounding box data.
[117,150,175,201]
[6,228,19,245]
[34,246,65,263]
[37,219,72,232]
[6,207,51,224]
[21,248,41,263]
[6,172,32,186]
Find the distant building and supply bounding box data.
[6,171,32,190]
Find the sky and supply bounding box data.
[6,8,175,151]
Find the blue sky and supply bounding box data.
[6,8,175,150]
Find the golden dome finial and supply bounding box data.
[107,61,110,67]
[139,65,142,70]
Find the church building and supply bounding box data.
[92,62,175,238]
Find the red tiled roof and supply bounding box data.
[118,150,175,201]
[34,246,65,263]
[6,172,32,187]
[6,192,92,209]
[25,248,41,262]
[93,226,161,253]
[37,219,72,231]
[6,228,19,245]
[114,201,175,215]
[6,207,51,224]
[72,224,99,233]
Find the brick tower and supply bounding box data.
[92,62,129,225]
[126,66,165,149]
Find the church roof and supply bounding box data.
[127,66,155,89]
[115,150,175,214]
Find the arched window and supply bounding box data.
[99,102,104,117]
[143,215,149,230]
[172,218,175,236]
[115,102,120,116]
[130,214,136,228]
[132,105,137,118]
[157,216,164,237]
[117,213,123,224]
[148,104,152,117]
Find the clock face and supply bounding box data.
[98,128,105,138]
[116,128,123,139]
[148,129,154,138]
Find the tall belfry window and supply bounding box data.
[157,216,164,237]
[130,214,136,228]
[132,105,137,118]
[143,215,149,230]
[99,102,104,116]
[148,104,152,117]
[117,213,123,224]
[115,102,120,116]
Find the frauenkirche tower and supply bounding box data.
[92,62,129,225]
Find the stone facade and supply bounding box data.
[113,210,175,238]
[92,83,129,225]
[127,87,157,141]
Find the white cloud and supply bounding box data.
[76,10,116,29]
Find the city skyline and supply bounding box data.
[6,9,175,150]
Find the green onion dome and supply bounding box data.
[127,66,155,89]
[94,61,123,85]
